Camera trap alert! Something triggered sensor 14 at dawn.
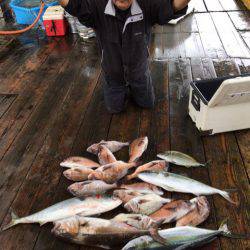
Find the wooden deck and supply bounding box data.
[0,0,250,249]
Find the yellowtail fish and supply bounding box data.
[138,172,235,203]
[122,221,242,250]
[2,196,122,231]
[157,151,209,167]
[60,156,100,168]
[87,140,129,154]
[129,137,148,163]
[120,183,163,196]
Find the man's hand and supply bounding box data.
[59,0,69,7]
[172,0,190,12]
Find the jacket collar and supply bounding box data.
[104,0,142,16]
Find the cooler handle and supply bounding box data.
[191,90,200,111]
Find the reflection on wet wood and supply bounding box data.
[211,12,250,58]
[228,11,250,31]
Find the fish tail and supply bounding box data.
[2,210,20,231]
[218,219,231,234]
[204,159,212,167]
[219,190,237,204]
[149,226,166,246]
[218,219,250,239]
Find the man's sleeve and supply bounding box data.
[149,0,188,25]
[65,0,95,28]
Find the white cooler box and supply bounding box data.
[189,74,250,135]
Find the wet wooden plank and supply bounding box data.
[151,33,164,60]
[234,58,250,181]
[204,0,224,12]
[228,11,250,31]
[195,13,227,58]
[0,37,59,94]
[0,38,74,163]
[240,31,250,48]
[202,59,250,250]
[181,32,206,58]
[218,0,246,11]
[168,58,220,249]
[179,14,199,32]
[0,94,17,118]
[162,32,186,58]
[211,12,250,58]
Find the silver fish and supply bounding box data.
[2,196,122,231]
[138,171,234,203]
[157,151,208,167]
[122,221,234,250]
[68,180,117,197]
[60,156,100,168]
[124,194,171,215]
[87,140,129,154]
[52,215,164,249]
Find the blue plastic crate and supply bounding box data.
[10,0,58,25]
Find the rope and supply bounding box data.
[0,0,45,35]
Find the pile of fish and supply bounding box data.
[1,137,244,249]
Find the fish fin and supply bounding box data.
[149,227,167,246]
[2,210,20,231]
[126,174,135,181]
[155,218,166,227]
[224,188,238,193]
[219,190,237,204]
[39,221,48,226]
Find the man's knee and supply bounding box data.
[129,72,155,109]
[103,79,127,114]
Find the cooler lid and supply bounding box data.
[208,76,250,107]
[43,5,64,20]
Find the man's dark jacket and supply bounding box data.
[65,0,187,83]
